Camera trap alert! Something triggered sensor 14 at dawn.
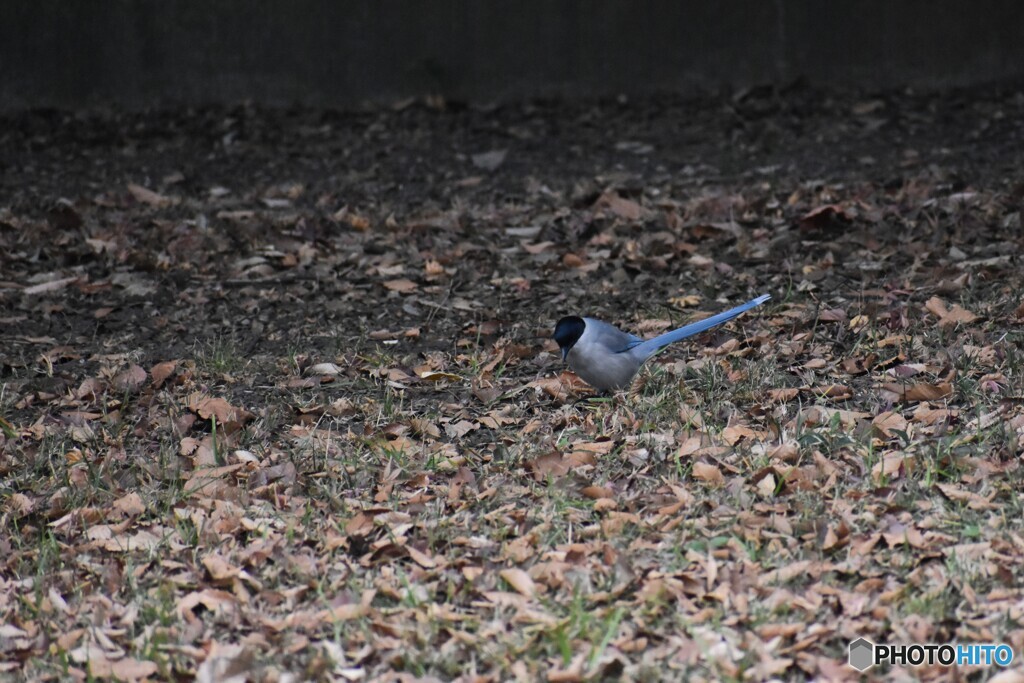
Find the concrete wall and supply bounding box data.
[1,1,1022,109]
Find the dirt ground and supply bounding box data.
[2,85,1024,680]
[3,87,1021,377]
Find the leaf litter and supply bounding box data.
[1,87,1024,681]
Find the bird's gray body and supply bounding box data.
[558,294,770,391]
[565,318,648,391]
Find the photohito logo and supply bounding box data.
[848,638,1014,671]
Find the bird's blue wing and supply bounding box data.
[629,294,770,361]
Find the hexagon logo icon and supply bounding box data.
[849,638,875,671]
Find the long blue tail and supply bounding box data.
[630,294,770,360]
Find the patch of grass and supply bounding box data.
[193,334,245,375]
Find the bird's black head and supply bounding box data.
[552,316,585,362]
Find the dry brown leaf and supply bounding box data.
[562,252,585,268]
[882,524,926,549]
[526,449,597,480]
[23,276,79,296]
[99,529,161,552]
[111,492,145,517]
[872,454,914,482]
[935,483,998,510]
[499,568,536,599]
[767,442,799,463]
[581,485,614,500]
[407,546,437,569]
[925,296,980,328]
[924,296,949,319]
[482,591,529,610]
[872,411,908,438]
[569,440,616,458]
[195,643,255,683]
[419,370,462,382]
[345,512,376,537]
[89,656,159,682]
[767,387,800,402]
[527,373,590,400]
[595,190,643,221]
[522,240,554,255]
[797,406,871,427]
[755,473,776,498]
[941,304,981,327]
[111,658,159,682]
[150,360,177,387]
[203,555,241,582]
[668,294,702,308]
[127,183,174,207]
[691,461,725,487]
[721,425,765,445]
[809,383,853,400]
[880,382,952,402]
[841,354,876,375]
[177,589,238,620]
[758,560,814,586]
[179,436,200,456]
[307,362,342,376]
[346,213,371,231]
[383,278,418,293]
[7,492,34,517]
[409,418,441,439]
[444,419,478,438]
[318,603,368,622]
[112,364,147,392]
[188,394,248,424]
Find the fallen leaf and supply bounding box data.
[203,555,242,582]
[872,411,908,438]
[407,546,437,569]
[880,382,952,402]
[526,450,596,480]
[526,373,590,400]
[768,387,800,402]
[872,454,914,482]
[112,364,147,392]
[444,419,478,438]
[99,529,161,552]
[594,191,643,221]
[195,642,255,683]
[471,149,507,171]
[419,370,462,382]
[188,394,249,425]
[581,485,614,499]
[110,658,159,682]
[383,278,418,293]
[499,568,536,598]
[177,589,238,620]
[111,492,145,517]
[925,296,981,328]
[127,183,174,207]
[150,360,177,387]
[23,276,79,296]
[691,462,725,487]
[756,473,776,498]
[307,362,342,376]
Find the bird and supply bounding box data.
[552,294,770,391]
